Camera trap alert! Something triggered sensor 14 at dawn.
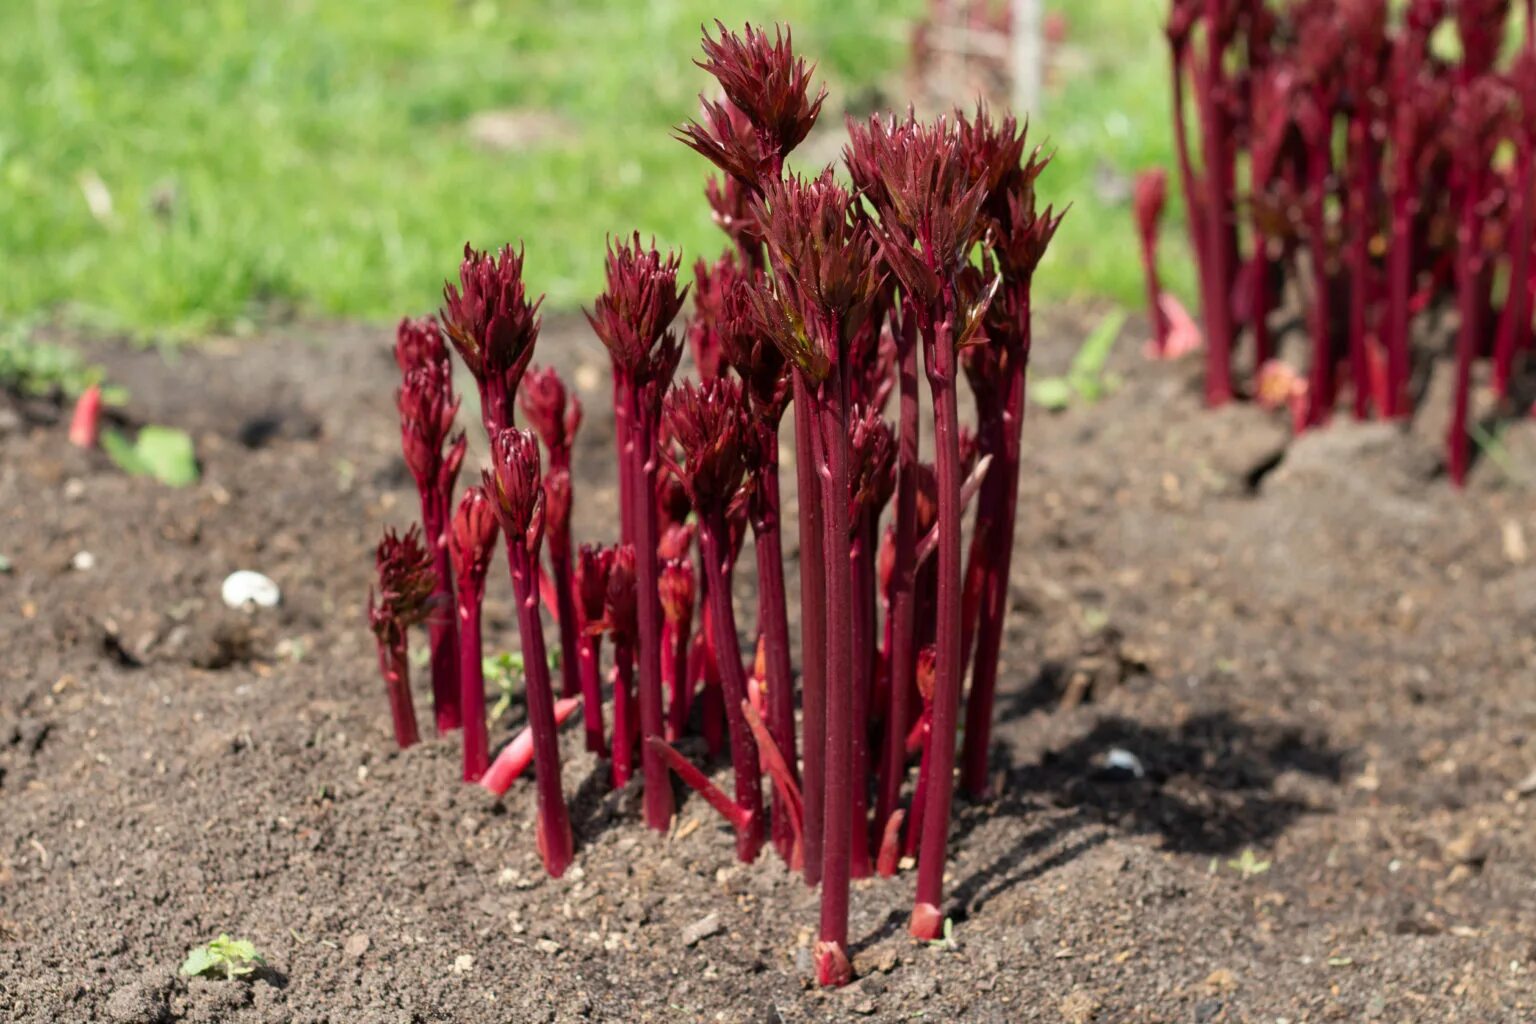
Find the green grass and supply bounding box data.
[0,0,1176,339]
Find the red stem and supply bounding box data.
[875,311,919,836]
[742,699,805,870]
[911,320,963,940]
[423,500,463,733]
[612,638,636,787]
[1193,17,1237,404]
[457,600,488,781]
[752,465,799,862]
[848,518,876,879]
[904,706,933,860]
[698,511,766,862]
[379,641,420,749]
[663,611,691,742]
[547,482,582,699]
[792,373,828,886]
[506,542,574,878]
[1450,183,1485,487]
[628,392,674,832]
[960,294,1029,797]
[815,373,855,983]
[577,631,607,756]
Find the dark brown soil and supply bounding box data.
[2,312,1534,1023]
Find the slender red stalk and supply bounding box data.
[520,366,584,699]
[449,487,500,782]
[876,304,919,835]
[395,318,467,733]
[664,377,767,861]
[485,428,574,877]
[1134,169,1170,355]
[574,545,613,756]
[368,526,436,750]
[660,558,695,742]
[589,235,688,834]
[791,375,827,885]
[742,699,805,868]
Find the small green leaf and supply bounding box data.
[179,946,217,978]
[101,428,151,476]
[1067,309,1128,390]
[1029,377,1074,411]
[135,426,199,486]
[101,425,199,486]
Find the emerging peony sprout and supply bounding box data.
[518,366,584,702]
[750,166,882,983]
[661,376,763,861]
[678,21,827,191]
[954,107,1062,800]
[448,487,500,781]
[367,526,437,749]
[483,428,573,878]
[394,317,468,734]
[588,234,687,833]
[441,243,542,436]
[847,111,997,943]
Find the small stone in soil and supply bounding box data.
[343,933,369,957]
[1097,747,1146,781]
[452,954,475,974]
[681,912,721,946]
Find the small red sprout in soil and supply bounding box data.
[588,234,687,833]
[448,486,500,781]
[483,427,573,877]
[367,526,437,750]
[69,384,102,448]
[395,317,468,734]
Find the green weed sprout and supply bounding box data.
[179,935,264,980]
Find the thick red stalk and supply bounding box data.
[875,809,905,877]
[663,615,690,741]
[911,319,963,940]
[875,314,919,836]
[847,519,876,879]
[379,643,420,749]
[815,375,855,986]
[612,637,636,787]
[422,497,463,734]
[457,601,488,781]
[621,389,675,831]
[505,541,574,878]
[960,294,1030,797]
[1194,15,1237,404]
[577,631,607,756]
[792,373,828,886]
[751,466,800,859]
[547,513,581,700]
[1139,229,1169,356]
[698,511,766,862]
[1385,169,1416,418]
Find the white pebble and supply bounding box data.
[222,570,281,609]
[71,551,96,571]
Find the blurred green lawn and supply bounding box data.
[0,0,1186,340]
